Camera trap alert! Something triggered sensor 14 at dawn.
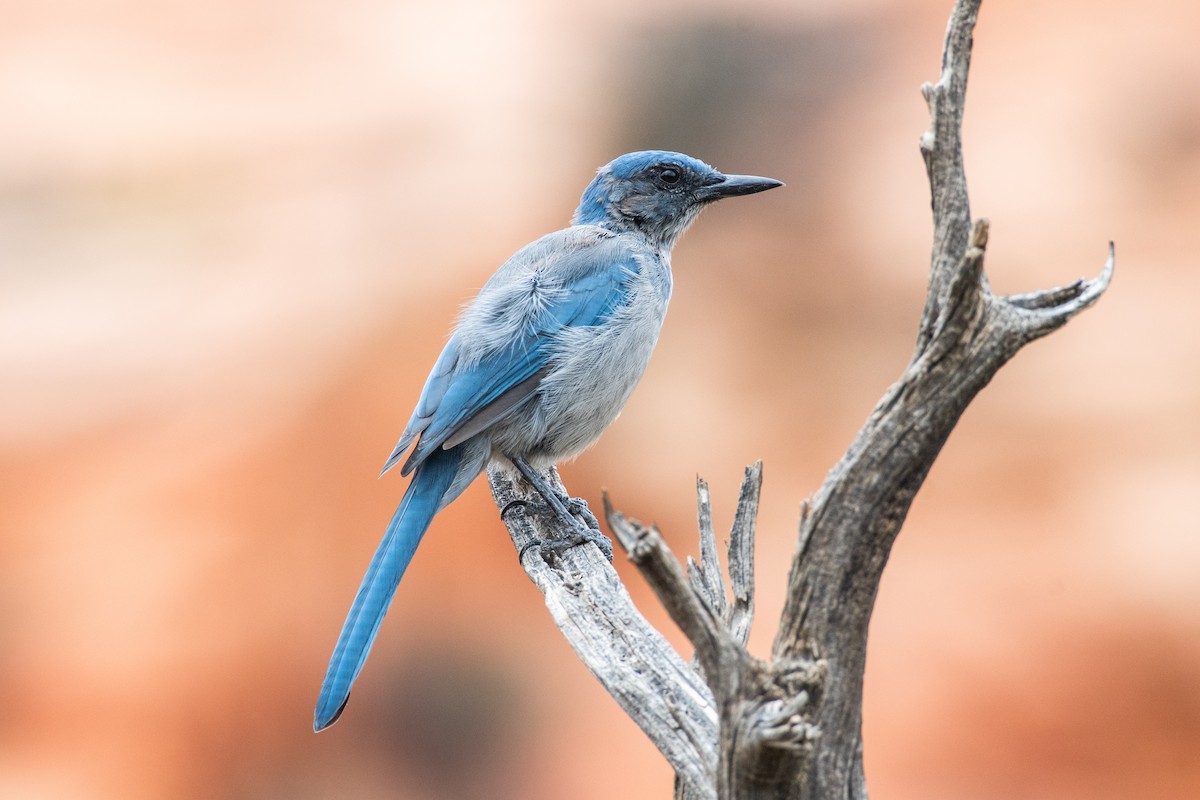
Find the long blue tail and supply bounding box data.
[314,445,462,731]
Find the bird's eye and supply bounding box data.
[658,167,681,185]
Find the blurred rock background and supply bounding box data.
[2,0,1198,797]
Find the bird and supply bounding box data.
[314,150,782,731]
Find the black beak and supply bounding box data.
[697,173,784,201]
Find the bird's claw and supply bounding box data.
[575,522,614,561]
[508,494,613,563]
[547,494,611,560]
[518,525,614,564]
[567,497,601,532]
[504,456,613,563]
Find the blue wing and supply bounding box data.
[318,232,641,732]
[381,236,638,477]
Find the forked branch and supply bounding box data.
[490,1,1112,797]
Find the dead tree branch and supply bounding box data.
[488,466,719,798]
[489,1,1113,797]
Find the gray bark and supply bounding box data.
[487,1,1113,797]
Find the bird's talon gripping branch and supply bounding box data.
[517,537,549,564]
[509,496,613,564]
[568,497,601,531]
[577,526,615,562]
[500,498,532,522]
[524,528,614,563]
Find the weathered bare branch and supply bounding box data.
[1005,242,1115,339]
[687,463,761,651]
[770,1,1113,796]
[606,495,737,685]
[488,1,1112,797]
[605,474,823,800]
[487,466,718,799]
[727,463,761,648]
[689,478,729,624]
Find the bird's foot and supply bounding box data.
[561,496,613,559]
[566,496,601,533]
[517,524,613,564]
[503,457,614,563]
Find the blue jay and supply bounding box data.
[315,150,782,731]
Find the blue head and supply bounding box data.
[572,150,783,249]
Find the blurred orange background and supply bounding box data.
[3,0,1198,797]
